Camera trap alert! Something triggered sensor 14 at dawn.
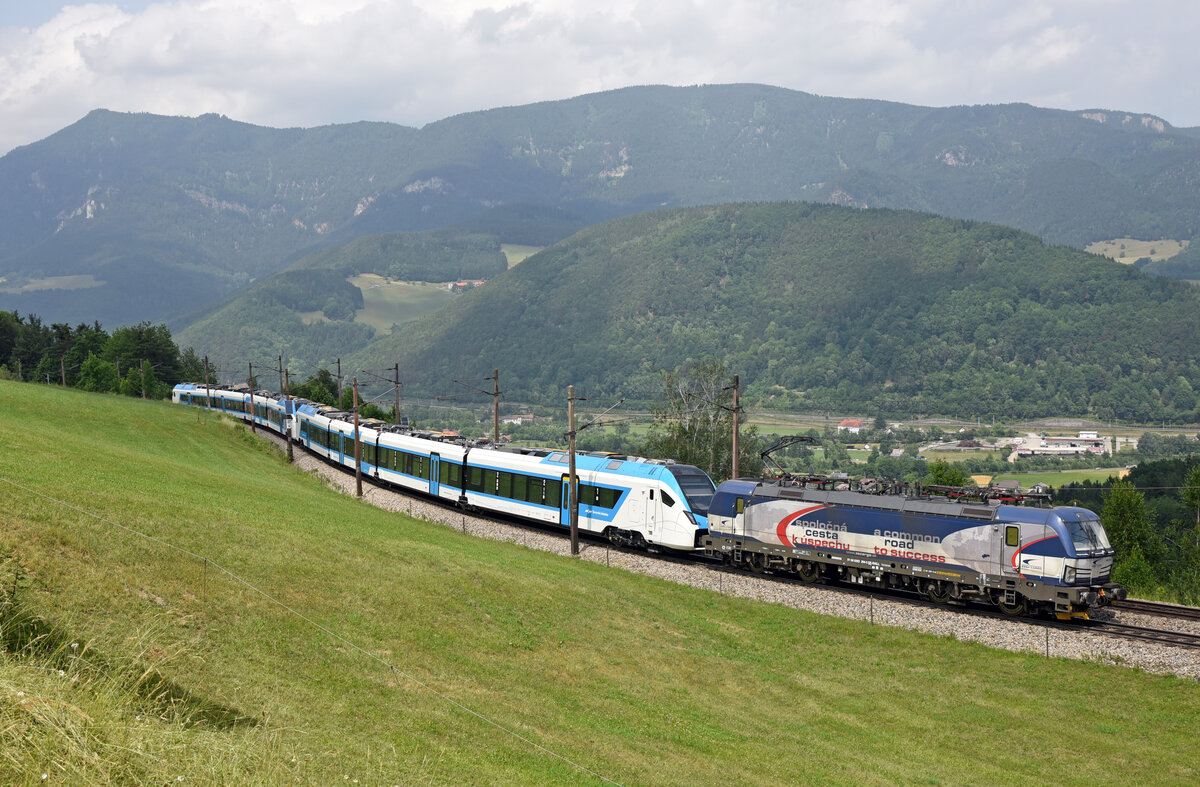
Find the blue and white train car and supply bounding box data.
[704,478,1125,617]
[172,383,291,436]
[291,397,715,551]
[176,384,715,551]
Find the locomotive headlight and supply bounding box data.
[1063,565,1076,584]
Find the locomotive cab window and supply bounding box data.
[1005,526,1019,547]
[661,491,676,508]
[736,498,745,514]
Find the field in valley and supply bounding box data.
[348,273,455,334]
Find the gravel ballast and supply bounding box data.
[261,431,1200,681]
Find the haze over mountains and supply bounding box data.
[2,83,1199,418]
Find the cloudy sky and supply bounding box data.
[0,0,1195,155]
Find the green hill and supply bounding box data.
[174,228,510,373]
[4,380,1200,782]
[352,202,1200,421]
[5,86,1200,326]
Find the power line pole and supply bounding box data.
[393,363,401,425]
[492,368,500,444]
[568,385,580,556]
[204,356,211,408]
[336,358,343,409]
[353,376,362,499]
[60,355,66,386]
[732,373,740,480]
[247,362,256,433]
[284,367,294,463]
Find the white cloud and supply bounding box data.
[0,0,1197,155]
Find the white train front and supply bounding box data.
[172,383,715,551]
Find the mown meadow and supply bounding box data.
[1,380,1198,784]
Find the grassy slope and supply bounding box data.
[349,274,454,334]
[1,380,1198,784]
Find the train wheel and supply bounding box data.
[995,594,1026,616]
[798,562,820,583]
[926,580,953,604]
[747,554,764,574]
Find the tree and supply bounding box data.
[641,361,763,481]
[104,323,181,385]
[1182,462,1200,532]
[926,458,968,487]
[1102,480,1165,569]
[76,353,118,393]
[292,369,339,406]
[178,347,213,384]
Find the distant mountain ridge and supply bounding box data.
[2,84,1199,328]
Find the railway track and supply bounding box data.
[1078,619,1200,651]
[263,428,1200,663]
[1113,598,1200,623]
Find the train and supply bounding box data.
[703,475,1126,618]
[172,382,1126,618]
[171,382,715,551]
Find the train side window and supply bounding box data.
[498,471,512,499]
[597,487,618,509]
[465,466,483,492]
[512,474,528,501]
[1005,526,1019,547]
[662,491,676,508]
[736,498,745,514]
[546,479,561,506]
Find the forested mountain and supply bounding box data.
[3,84,1200,328]
[351,203,1200,421]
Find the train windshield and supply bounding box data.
[668,466,716,515]
[1064,515,1112,554]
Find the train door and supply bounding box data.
[1002,524,1050,579]
[645,488,658,539]
[1001,524,1020,577]
[429,453,441,496]
[560,475,571,526]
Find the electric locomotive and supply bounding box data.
[703,475,1126,618]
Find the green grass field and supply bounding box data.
[349,274,454,334]
[500,244,542,268]
[1085,237,1189,263]
[2,381,1198,783]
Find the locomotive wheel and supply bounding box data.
[995,595,1027,616]
[797,562,820,583]
[747,554,764,573]
[926,580,953,604]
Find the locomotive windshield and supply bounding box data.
[1064,515,1112,554]
[668,466,716,515]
